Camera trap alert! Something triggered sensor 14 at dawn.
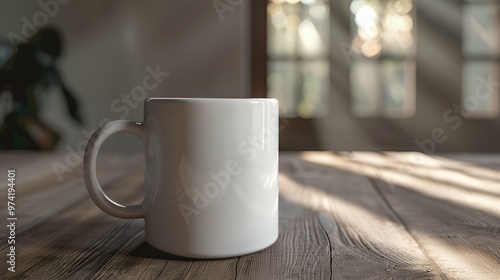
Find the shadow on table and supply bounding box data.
[131,241,269,261]
[131,242,211,261]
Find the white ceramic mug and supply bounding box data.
[84,98,279,258]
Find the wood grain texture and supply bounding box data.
[1,152,500,279]
[0,153,65,189]
[371,154,500,280]
[302,151,500,279]
[91,233,238,280]
[0,163,145,279]
[277,153,439,279]
[0,154,143,243]
[234,194,331,280]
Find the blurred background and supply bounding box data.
[0,0,247,152]
[0,0,499,152]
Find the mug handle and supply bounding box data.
[84,120,147,219]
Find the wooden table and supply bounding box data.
[1,152,499,279]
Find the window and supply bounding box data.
[266,0,416,119]
[257,0,500,151]
[267,0,330,118]
[462,0,500,118]
[350,0,416,118]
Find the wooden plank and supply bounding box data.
[233,197,332,280]
[385,152,500,192]
[88,232,172,280]
[0,152,53,170]
[0,153,66,189]
[309,152,500,217]
[369,155,500,279]
[91,232,238,280]
[133,236,237,280]
[0,153,132,189]
[0,155,143,243]
[0,169,145,279]
[437,153,500,169]
[291,152,441,279]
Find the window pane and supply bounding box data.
[350,0,416,58]
[351,61,381,117]
[351,59,415,117]
[268,2,300,57]
[462,61,500,118]
[463,3,500,56]
[298,1,330,57]
[267,1,329,58]
[298,61,329,118]
[382,59,416,117]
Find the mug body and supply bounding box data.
[144,98,279,258]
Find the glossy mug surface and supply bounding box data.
[84,98,279,258]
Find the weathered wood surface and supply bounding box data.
[0,152,499,279]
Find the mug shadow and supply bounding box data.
[130,240,276,261]
[131,242,240,261]
[131,242,207,261]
